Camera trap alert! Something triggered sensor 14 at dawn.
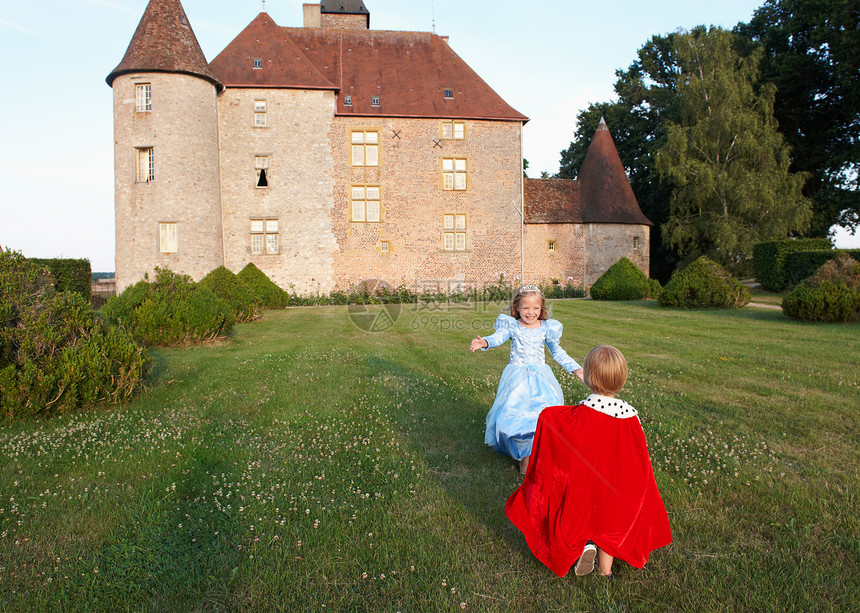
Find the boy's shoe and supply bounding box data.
[574,543,597,576]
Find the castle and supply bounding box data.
[107,0,651,293]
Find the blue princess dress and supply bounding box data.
[481,314,581,460]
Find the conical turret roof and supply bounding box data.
[579,118,651,225]
[106,0,221,90]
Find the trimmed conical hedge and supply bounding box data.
[590,257,650,300]
[659,257,750,308]
[236,263,289,309]
[199,266,260,323]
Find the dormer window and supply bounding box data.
[253,58,262,69]
[444,89,454,99]
[344,95,352,106]
[371,96,380,107]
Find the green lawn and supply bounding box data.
[749,285,788,306]
[1,300,858,611]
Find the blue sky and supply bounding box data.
[1,0,855,271]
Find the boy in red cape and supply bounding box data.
[505,345,672,578]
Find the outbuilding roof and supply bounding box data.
[525,120,651,226]
[577,118,651,226]
[106,0,221,90]
[524,179,581,224]
[209,13,528,122]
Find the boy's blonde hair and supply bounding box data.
[583,345,628,396]
[509,284,549,320]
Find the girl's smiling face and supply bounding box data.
[517,294,543,326]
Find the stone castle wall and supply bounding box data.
[583,223,650,286]
[217,88,339,293]
[113,73,223,292]
[329,117,524,292]
[320,13,368,30]
[523,223,586,286]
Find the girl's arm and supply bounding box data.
[472,314,514,352]
[544,320,582,375]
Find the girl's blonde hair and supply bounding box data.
[583,345,628,396]
[510,284,549,320]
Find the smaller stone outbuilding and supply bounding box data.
[524,118,651,287]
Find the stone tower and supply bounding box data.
[578,118,652,284]
[106,0,224,291]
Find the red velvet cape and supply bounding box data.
[505,404,672,577]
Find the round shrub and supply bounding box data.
[0,249,148,421]
[590,257,649,300]
[646,277,663,300]
[782,254,860,323]
[659,257,750,308]
[199,266,261,323]
[101,267,235,346]
[236,263,289,309]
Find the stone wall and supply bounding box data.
[218,88,339,294]
[113,73,223,292]
[583,223,650,286]
[320,13,368,30]
[524,223,585,286]
[329,117,525,291]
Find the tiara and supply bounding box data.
[517,284,542,295]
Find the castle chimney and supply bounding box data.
[303,3,321,28]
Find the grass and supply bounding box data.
[0,300,858,611]
[748,285,788,306]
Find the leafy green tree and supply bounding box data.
[736,0,860,237]
[655,27,812,273]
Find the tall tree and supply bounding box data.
[558,31,686,281]
[737,0,860,236]
[656,27,812,273]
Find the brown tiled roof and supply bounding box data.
[524,178,582,224]
[209,14,528,122]
[578,119,651,225]
[106,0,221,90]
[209,14,336,90]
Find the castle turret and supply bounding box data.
[578,118,652,283]
[107,0,223,291]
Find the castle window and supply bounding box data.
[547,239,557,252]
[253,58,262,69]
[255,156,269,188]
[442,158,467,191]
[371,96,380,107]
[444,89,454,99]
[633,236,640,250]
[254,100,267,127]
[136,147,155,183]
[441,120,466,140]
[380,240,390,254]
[135,83,151,112]
[443,214,467,251]
[350,130,379,166]
[251,218,279,255]
[350,186,381,222]
[344,95,352,106]
[158,222,177,254]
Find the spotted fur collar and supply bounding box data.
[580,393,638,419]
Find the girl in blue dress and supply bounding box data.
[470,284,584,474]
